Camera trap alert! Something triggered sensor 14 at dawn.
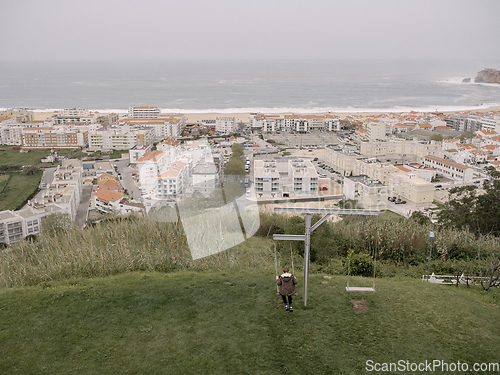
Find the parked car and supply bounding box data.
[319,186,328,191]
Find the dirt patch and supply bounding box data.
[351,299,368,313]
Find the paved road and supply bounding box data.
[114,159,141,201]
[75,185,93,227]
[39,167,56,188]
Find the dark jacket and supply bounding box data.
[276,273,297,296]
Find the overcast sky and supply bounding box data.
[2,0,499,61]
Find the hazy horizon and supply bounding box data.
[1,0,499,62]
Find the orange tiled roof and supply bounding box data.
[95,189,123,203]
[97,172,115,181]
[137,150,164,162]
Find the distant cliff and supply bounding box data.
[474,68,500,84]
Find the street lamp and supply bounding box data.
[426,231,435,281]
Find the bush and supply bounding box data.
[343,250,375,277]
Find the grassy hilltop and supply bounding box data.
[1,221,500,374]
[1,263,499,374]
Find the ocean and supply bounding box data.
[1,59,499,113]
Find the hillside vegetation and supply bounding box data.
[1,205,500,373]
[1,210,499,288]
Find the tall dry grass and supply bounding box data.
[0,214,276,288]
[2,211,499,288]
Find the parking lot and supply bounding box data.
[265,130,339,148]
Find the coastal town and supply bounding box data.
[1,105,500,246]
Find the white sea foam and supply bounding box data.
[157,104,500,114]
[3,103,500,114]
[437,77,500,87]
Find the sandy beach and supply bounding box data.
[32,105,500,123]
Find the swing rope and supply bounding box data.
[274,242,295,294]
[274,243,279,294]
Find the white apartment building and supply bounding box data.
[250,114,281,132]
[292,120,309,133]
[0,164,83,245]
[55,163,83,199]
[94,189,125,214]
[253,160,281,198]
[325,118,341,132]
[387,173,434,208]
[478,116,500,132]
[344,175,388,210]
[353,158,400,184]
[122,116,185,140]
[59,108,91,116]
[324,145,362,176]
[359,140,444,163]
[367,121,387,141]
[128,106,161,119]
[88,128,153,151]
[0,211,24,245]
[446,113,500,133]
[157,155,191,198]
[250,113,340,133]
[137,151,170,193]
[216,117,235,135]
[22,128,88,148]
[191,155,218,196]
[52,109,98,125]
[0,124,23,145]
[297,115,324,131]
[394,164,436,182]
[0,203,64,245]
[34,164,83,222]
[442,138,461,151]
[289,159,318,196]
[423,155,475,183]
[129,144,152,163]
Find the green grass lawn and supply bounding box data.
[0,148,51,167]
[0,171,42,211]
[0,174,10,194]
[1,271,498,375]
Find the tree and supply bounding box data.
[231,143,244,158]
[410,211,432,226]
[224,159,245,176]
[437,173,500,236]
[21,166,39,175]
[430,134,443,142]
[459,130,475,142]
[237,121,246,133]
[224,144,246,176]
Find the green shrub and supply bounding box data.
[343,250,374,277]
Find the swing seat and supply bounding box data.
[346,286,375,292]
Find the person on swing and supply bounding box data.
[276,267,297,312]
